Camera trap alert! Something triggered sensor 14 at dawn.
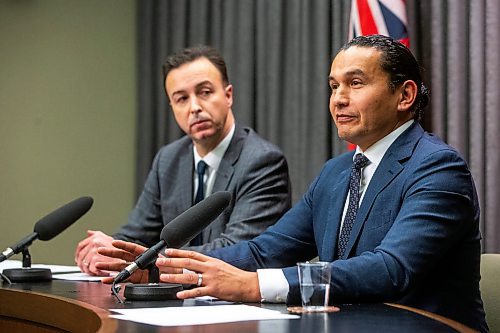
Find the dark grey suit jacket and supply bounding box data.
[114,126,291,253]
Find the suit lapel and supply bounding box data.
[342,123,424,258]
[206,127,245,240]
[212,126,245,192]
[323,167,351,261]
[178,145,195,213]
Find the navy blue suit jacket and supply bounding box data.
[210,123,487,332]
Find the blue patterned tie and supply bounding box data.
[337,153,370,258]
[190,160,207,246]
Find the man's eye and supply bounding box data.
[351,80,362,86]
[175,96,187,103]
[330,84,338,90]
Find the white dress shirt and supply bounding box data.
[258,120,414,303]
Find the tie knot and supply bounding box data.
[353,154,370,170]
[197,160,207,175]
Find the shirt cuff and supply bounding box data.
[257,268,289,303]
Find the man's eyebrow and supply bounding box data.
[171,89,185,97]
[329,68,367,81]
[345,68,365,76]
[195,80,213,88]
[171,80,214,97]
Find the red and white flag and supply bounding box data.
[349,0,409,47]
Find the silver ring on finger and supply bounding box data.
[197,273,203,287]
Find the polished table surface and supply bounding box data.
[0,279,475,333]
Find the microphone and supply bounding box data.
[113,191,231,284]
[1,196,94,263]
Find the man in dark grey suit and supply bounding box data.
[75,46,291,275]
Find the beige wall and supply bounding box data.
[0,0,136,264]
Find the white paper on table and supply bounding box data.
[51,272,104,281]
[0,259,104,281]
[110,304,299,326]
[0,260,79,273]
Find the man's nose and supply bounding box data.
[189,96,202,113]
[332,86,349,107]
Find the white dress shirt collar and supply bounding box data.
[355,120,414,166]
[193,123,235,171]
[192,124,235,199]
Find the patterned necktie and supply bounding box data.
[190,160,207,246]
[337,153,370,258]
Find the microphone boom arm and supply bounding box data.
[0,232,37,263]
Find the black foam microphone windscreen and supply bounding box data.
[113,191,231,284]
[34,196,94,241]
[160,191,231,248]
[0,196,94,263]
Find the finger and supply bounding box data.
[160,272,200,286]
[81,245,102,274]
[176,287,210,300]
[101,276,114,284]
[95,260,127,272]
[89,267,110,276]
[87,230,97,236]
[111,240,147,256]
[89,256,111,276]
[97,246,138,262]
[75,237,92,263]
[88,265,109,276]
[76,238,98,269]
[159,249,210,272]
[156,257,206,273]
[165,248,210,262]
[78,248,95,274]
[154,257,183,274]
[80,259,91,274]
[157,265,183,274]
[77,253,91,273]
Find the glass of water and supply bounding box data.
[297,261,331,312]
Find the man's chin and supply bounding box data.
[191,131,217,142]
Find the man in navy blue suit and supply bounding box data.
[98,35,487,332]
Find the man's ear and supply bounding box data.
[397,80,418,112]
[225,84,234,107]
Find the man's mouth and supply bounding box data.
[336,114,357,123]
[190,118,209,127]
[190,119,212,130]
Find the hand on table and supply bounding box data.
[95,240,182,284]
[75,230,119,276]
[157,248,261,302]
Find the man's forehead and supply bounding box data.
[166,58,221,92]
[330,46,382,76]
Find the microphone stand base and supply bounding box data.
[124,283,183,301]
[2,268,52,282]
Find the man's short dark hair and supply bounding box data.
[162,45,229,87]
[341,35,429,120]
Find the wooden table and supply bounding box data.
[0,279,476,332]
